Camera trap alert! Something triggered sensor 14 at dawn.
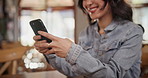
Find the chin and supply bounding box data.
[90,16,99,20]
[90,14,103,20]
[90,13,100,19]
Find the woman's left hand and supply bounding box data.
[37,31,73,58]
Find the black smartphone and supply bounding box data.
[29,19,52,43]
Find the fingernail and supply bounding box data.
[38,31,41,33]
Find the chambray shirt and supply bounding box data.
[45,19,143,78]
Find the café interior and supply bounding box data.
[0,0,148,78]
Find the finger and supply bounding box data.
[55,53,62,57]
[34,43,50,48]
[38,31,59,40]
[39,49,49,53]
[34,40,47,45]
[52,47,62,52]
[47,41,57,48]
[35,47,40,51]
[34,40,47,48]
[35,46,47,51]
[33,35,41,41]
[44,49,55,54]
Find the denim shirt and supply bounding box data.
[45,19,143,78]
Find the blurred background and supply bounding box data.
[0,0,148,78]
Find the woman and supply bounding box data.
[33,0,143,78]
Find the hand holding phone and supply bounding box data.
[29,19,54,63]
[29,19,52,43]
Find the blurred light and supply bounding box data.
[20,0,46,10]
[47,0,74,7]
[30,63,38,69]
[24,58,31,64]
[27,53,33,59]
[25,63,29,69]
[31,58,40,63]
[38,63,45,68]
[132,0,148,4]
[23,48,46,69]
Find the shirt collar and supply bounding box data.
[93,22,99,31]
[104,20,119,32]
[92,19,120,33]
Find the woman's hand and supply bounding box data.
[33,31,73,58]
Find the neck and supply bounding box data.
[97,12,113,34]
[98,14,113,30]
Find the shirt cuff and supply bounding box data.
[66,43,82,65]
[44,54,56,63]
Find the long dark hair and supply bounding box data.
[78,0,133,24]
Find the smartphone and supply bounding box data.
[29,19,52,43]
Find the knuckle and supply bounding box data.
[35,47,39,50]
[34,43,38,47]
[45,33,49,37]
[52,48,55,52]
[55,52,59,56]
[40,50,46,53]
[47,50,53,54]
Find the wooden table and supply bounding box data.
[0,71,67,78]
[0,45,30,75]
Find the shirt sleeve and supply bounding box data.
[45,53,80,77]
[44,26,90,77]
[65,26,143,78]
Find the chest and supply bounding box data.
[81,33,124,63]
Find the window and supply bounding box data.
[20,0,75,46]
[131,0,148,44]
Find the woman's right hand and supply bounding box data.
[33,35,54,54]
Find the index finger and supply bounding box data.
[33,35,41,41]
[38,31,59,40]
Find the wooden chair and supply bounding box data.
[0,45,29,75]
[141,45,148,78]
[141,46,148,67]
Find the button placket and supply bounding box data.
[98,50,103,56]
